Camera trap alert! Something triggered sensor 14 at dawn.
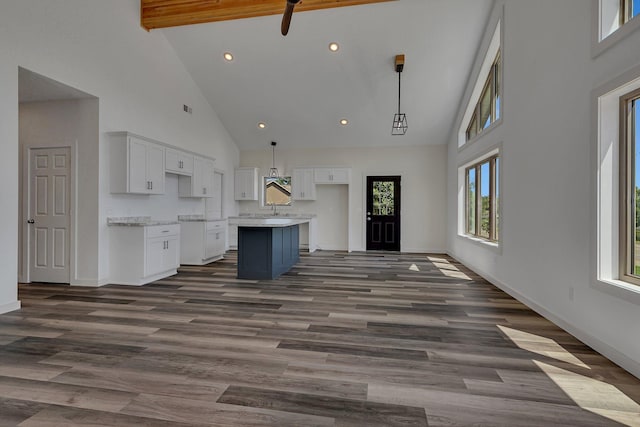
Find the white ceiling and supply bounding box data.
[163,0,492,150]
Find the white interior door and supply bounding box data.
[29,147,70,283]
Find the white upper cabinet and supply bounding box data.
[235,168,258,200]
[292,168,316,200]
[314,167,351,184]
[110,133,165,195]
[165,147,194,176]
[179,156,214,198]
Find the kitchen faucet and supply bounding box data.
[271,203,278,216]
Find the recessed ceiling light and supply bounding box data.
[340,119,348,125]
[258,122,266,129]
[223,52,234,61]
[329,42,340,52]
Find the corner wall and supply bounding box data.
[447,0,640,377]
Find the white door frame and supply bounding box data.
[20,143,76,284]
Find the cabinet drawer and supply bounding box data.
[146,224,180,239]
[206,221,225,231]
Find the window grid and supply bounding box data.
[466,52,501,142]
[465,155,500,242]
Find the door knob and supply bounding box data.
[27,219,35,224]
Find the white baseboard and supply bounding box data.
[448,251,640,380]
[0,300,21,314]
[71,277,109,287]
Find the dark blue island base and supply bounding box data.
[237,225,300,280]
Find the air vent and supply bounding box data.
[183,104,193,114]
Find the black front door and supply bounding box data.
[366,176,401,251]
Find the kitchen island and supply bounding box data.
[228,217,310,279]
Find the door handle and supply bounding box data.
[27,219,35,224]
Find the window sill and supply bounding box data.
[458,118,503,152]
[593,278,640,305]
[457,233,502,254]
[592,15,640,58]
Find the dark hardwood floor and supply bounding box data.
[2,251,640,426]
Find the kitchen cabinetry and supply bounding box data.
[165,148,194,176]
[109,132,165,195]
[314,167,351,184]
[109,224,180,285]
[235,168,258,200]
[292,168,316,200]
[180,220,227,265]
[178,156,214,198]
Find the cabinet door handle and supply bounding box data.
[203,187,207,195]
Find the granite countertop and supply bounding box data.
[177,215,227,222]
[235,213,317,219]
[228,217,311,228]
[107,216,179,227]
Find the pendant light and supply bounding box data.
[269,141,279,178]
[392,54,408,135]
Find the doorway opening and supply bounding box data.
[19,67,98,284]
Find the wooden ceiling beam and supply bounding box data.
[141,0,394,30]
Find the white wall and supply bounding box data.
[240,145,447,253]
[0,0,240,304]
[447,0,640,377]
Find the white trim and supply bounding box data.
[592,62,640,300]
[458,14,503,149]
[449,250,640,380]
[70,277,110,287]
[0,301,21,315]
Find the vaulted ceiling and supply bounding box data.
[159,0,492,150]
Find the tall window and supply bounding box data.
[466,155,500,241]
[622,0,640,25]
[466,52,501,142]
[620,89,640,285]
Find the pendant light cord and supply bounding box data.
[397,71,402,114]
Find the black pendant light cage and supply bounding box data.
[392,54,408,135]
[269,141,279,178]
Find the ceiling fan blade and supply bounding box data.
[281,2,295,35]
[281,0,301,36]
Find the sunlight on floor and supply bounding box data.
[534,361,640,426]
[409,263,420,271]
[427,257,472,280]
[498,325,590,369]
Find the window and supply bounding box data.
[466,53,501,142]
[264,176,292,206]
[622,0,640,25]
[595,0,640,54]
[465,155,500,241]
[620,88,640,285]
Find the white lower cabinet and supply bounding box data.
[109,224,180,285]
[180,220,227,265]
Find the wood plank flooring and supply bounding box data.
[2,251,640,426]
